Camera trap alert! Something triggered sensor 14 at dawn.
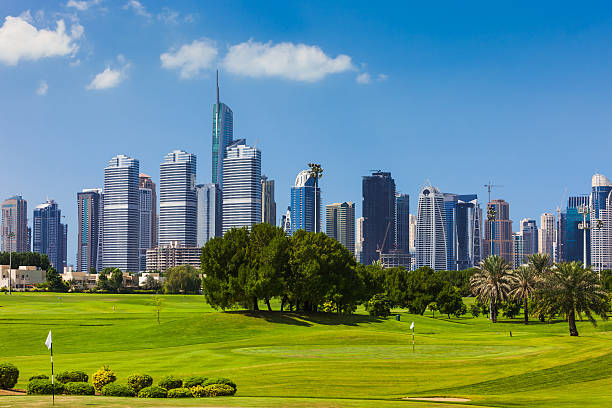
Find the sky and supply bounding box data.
[1,0,612,265]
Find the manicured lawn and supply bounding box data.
[0,292,610,407]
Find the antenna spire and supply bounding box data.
[216,69,220,107]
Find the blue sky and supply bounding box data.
[1,0,612,265]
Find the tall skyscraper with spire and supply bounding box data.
[212,71,234,188]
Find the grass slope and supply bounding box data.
[0,292,610,407]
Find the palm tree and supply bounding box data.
[470,255,515,323]
[510,265,537,324]
[534,262,608,336]
[528,253,551,276]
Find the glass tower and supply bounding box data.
[1,195,29,253]
[196,183,222,246]
[395,194,410,252]
[361,171,396,265]
[212,71,233,188]
[290,170,321,234]
[33,199,67,270]
[416,184,447,271]
[77,189,103,272]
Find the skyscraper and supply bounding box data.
[261,175,276,226]
[138,174,156,271]
[395,194,410,252]
[591,173,612,271]
[290,170,321,234]
[519,219,538,259]
[281,207,291,235]
[33,199,67,269]
[103,154,140,271]
[212,71,233,188]
[362,171,396,265]
[538,213,555,260]
[512,232,524,269]
[456,195,482,270]
[483,199,513,265]
[159,150,197,246]
[355,216,364,263]
[562,195,590,263]
[196,183,222,246]
[77,189,103,272]
[222,140,261,232]
[1,196,28,253]
[416,183,447,271]
[326,202,355,253]
[409,214,416,252]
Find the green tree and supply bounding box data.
[96,270,112,291]
[109,269,123,292]
[534,261,609,336]
[436,285,466,318]
[142,275,162,291]
[45,267,66,292]
[510,265,537,323]
[470,255,515,322]
[164,265,201,294]
[387,266,442,315]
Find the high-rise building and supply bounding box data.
[281,207,291,235]
[512,232,524,269]
[138,175,155,271]
[77,189,103,272]
[362,171,396,265]
[355,216,364,263]
[159,150,197,246]
[261,175,276,226]
[395,194,410,252]
[290,170,321,234]
[33,199,67,269]
[196,183,222,246]
[139,174,157,246]
[562,195,590,263]
[591,173,612,271]
[519,219,538,261]
[539,213,555,260]
[440,193,481,270]
[222,140,261,232]
[326,202,355,253]
[409,214,416,252]
[212,71,233,188]
[103,154,140,271]
[1,196,28,253]
[483,199,513,265]
[416,183,447,271]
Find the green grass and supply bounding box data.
[0,292,610,407]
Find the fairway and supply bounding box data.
[0,293,610,407]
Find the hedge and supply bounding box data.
[26,379,65,395]
[92,366,116,393]
[203,383,235,397]
[167,387,192,398]
[183,375,207,388]
[56,370,88,384]
[64,381,95,395]
[127,373,153,393]
[28,374,49,381]
[0,363,19,389]
[158,375,182,390]
[101,383,136,397]
[204,377,237,392]
[138,386,168,398]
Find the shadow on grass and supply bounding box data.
[225,310,383,327]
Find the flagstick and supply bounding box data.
[51,342,54,405]
[412,327,415,353]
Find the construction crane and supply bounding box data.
[483,181,503,204]
[376,221,392,261]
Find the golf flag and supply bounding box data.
[410,322,415,330]
[45,331,52,350]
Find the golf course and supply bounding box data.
[0,292,610,407]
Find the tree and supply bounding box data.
[152,296,162,324]
[510,265,537,323]
[387,267,442,315]
[96,271,112,292]
[45,267,66,292]
[528,253,551,276]
[470,255,515,323]
[109,269,123,292]
[365,294,391,317]
[534,262,609,336]
[142,275,162,291]
[164,265,201,294]
[436,285,466,318]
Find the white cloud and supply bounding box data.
[0,16,83,66]
[36,80,48,95]
[157,8,179,25]
[356,72,371,84]
[86,55,130,90]
[183,14,197,23]
[160,40,217,79]
[222,40,354,82]
[67,0,102,11]
[377,73,388,82]
[123,0,151,18]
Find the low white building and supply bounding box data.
[138,272,165,287]
[61,271,99,289]
[0,265,46,291]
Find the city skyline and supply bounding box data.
[2,1,612,263]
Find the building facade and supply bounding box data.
[196,183,222,246]
[355,216,364,263]
[261,175,276,226]
[415,184,447,271]
[290,170,321,234]
[455,194,482,270]
[1,196,29,253]
[361,171,396,265]
[395,194,410,252]
[139,174,157,247]
[539,213,555,260]
[33,200,67,270]
[483,199,513,265]
[562,195,590,263]
[103,154,140,271]
[159,150,197,246]
[145,241,201,273]
[519,219,538,261]
[77,189,103,272]
[326,202,355,253]
[222,140,262,232]
[212,72,234,188]
[591,173,612,271]
[512,232,524,269]
[139,186,153,271]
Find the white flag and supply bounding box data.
[45,330,52,350]
[410,322,415,330]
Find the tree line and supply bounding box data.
[0,252,50,270]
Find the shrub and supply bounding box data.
[0,362,19,389]
[183,375,207,388]
[26,379,64,395]
[138,385,168,398]
[158,375,182,390]
[203,377,237,392]
[28,374,49,381]
[92,366,116,393]
[64,381,95,395]
[56,370,88,384]
[101,383,136,397]
[127,373,153,393]
[190,385,206,398]
[469,303,480,317]
[365,294,392,317]
[203,383,235,397]
[167,387,192,398]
